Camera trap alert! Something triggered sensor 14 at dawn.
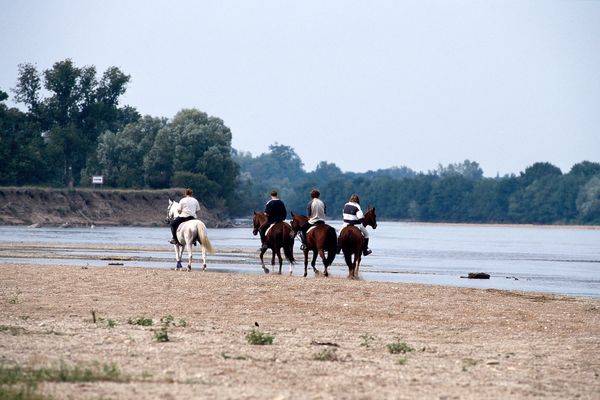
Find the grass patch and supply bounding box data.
[0,385,49,400]
[245,329,273,345]
[0,361,125,385]
[313,348,338,361]
[128,317,153,326]
[386,338,414,354]
[359,333,375,348]
[106,319,116,328]
[0,325,26,335]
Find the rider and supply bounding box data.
[259,190,287,251]
[299,189,326,250]
[339,193,372,256]
[169,188,201,245]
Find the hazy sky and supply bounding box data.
[1,0,599,176]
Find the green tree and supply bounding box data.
[576,176,600,224]
[90,116,166,187]
[143,109,239,208]
[0,89,47,185]
[12,59,134,187]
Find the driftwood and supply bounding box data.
[461,272,491,279]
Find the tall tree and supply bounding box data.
[12,59,134,187]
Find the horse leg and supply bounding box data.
[318,249,329,277]
[271,250,278,275]
[343,250,354,278]
[201,245,207,271]
[354,253,362,278]
[311,251,320,275]
[303,250,309,277]
[260,249,269,274]
[174,245,183,270]
[186,242,193,271]
[276,248,283,275]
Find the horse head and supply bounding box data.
[364,207,377,229]
[289,212,307,238]
[165,199,178,224]
[252,211,266,236]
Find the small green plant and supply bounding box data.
[359,333,375,348]
[19,315,30,321]
[462,358,478,371]
[106,319,116,328]
[128,317,153,326]
[245,329,273,345]
[178,319,187,327]
[154,325,169,342]
[386,338,414,354]
[396,357,408,365]
[221,352,248,360]
[313,348,338,361]
[160,315,174,326]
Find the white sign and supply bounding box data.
[92,176,104,184]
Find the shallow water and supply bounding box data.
[1,223,598,298]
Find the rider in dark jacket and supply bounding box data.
[259,190,287,250]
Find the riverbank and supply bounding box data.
[1,263,599,399]
[0,187,228,228]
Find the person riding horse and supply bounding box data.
[339,193,372,256]
[169,188,201,245]
[299,189,326,250]
[259,190,287,251]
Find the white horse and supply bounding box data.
[166,199,214,271]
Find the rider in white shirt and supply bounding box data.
[340,193,372,256]
[169,188,201,245]
[299,189,326,250]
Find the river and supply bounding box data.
[1,222,598,298]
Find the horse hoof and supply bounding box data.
[202,265,207,271]
[264,268,270,274]
[187,266,191,272]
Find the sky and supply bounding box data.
[1,0,599,176]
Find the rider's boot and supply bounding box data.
[259,230,268,251]
[299,231,307,250]
[362,238,372,256]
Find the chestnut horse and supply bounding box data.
[338,207,377,279]
[252,212,295,275]
[290,213,337,277]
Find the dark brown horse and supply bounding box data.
[290,213,337,277]
[252,212,295,274]
[338,207,377,279]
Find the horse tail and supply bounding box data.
[196,221,215,255]
[325,226,337,266]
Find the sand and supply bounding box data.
[1,261,599,399]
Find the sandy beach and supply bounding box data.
[1,260,599,400]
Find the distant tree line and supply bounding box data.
[2,60,599,224]
[233,146,600,225]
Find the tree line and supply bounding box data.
[2,60,599,224]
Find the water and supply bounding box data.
[1,222,598,298]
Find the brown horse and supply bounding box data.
[290,213,337,277]
[338,207,377,279]
[252,212,295,274]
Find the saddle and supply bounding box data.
[265,223,277,236]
